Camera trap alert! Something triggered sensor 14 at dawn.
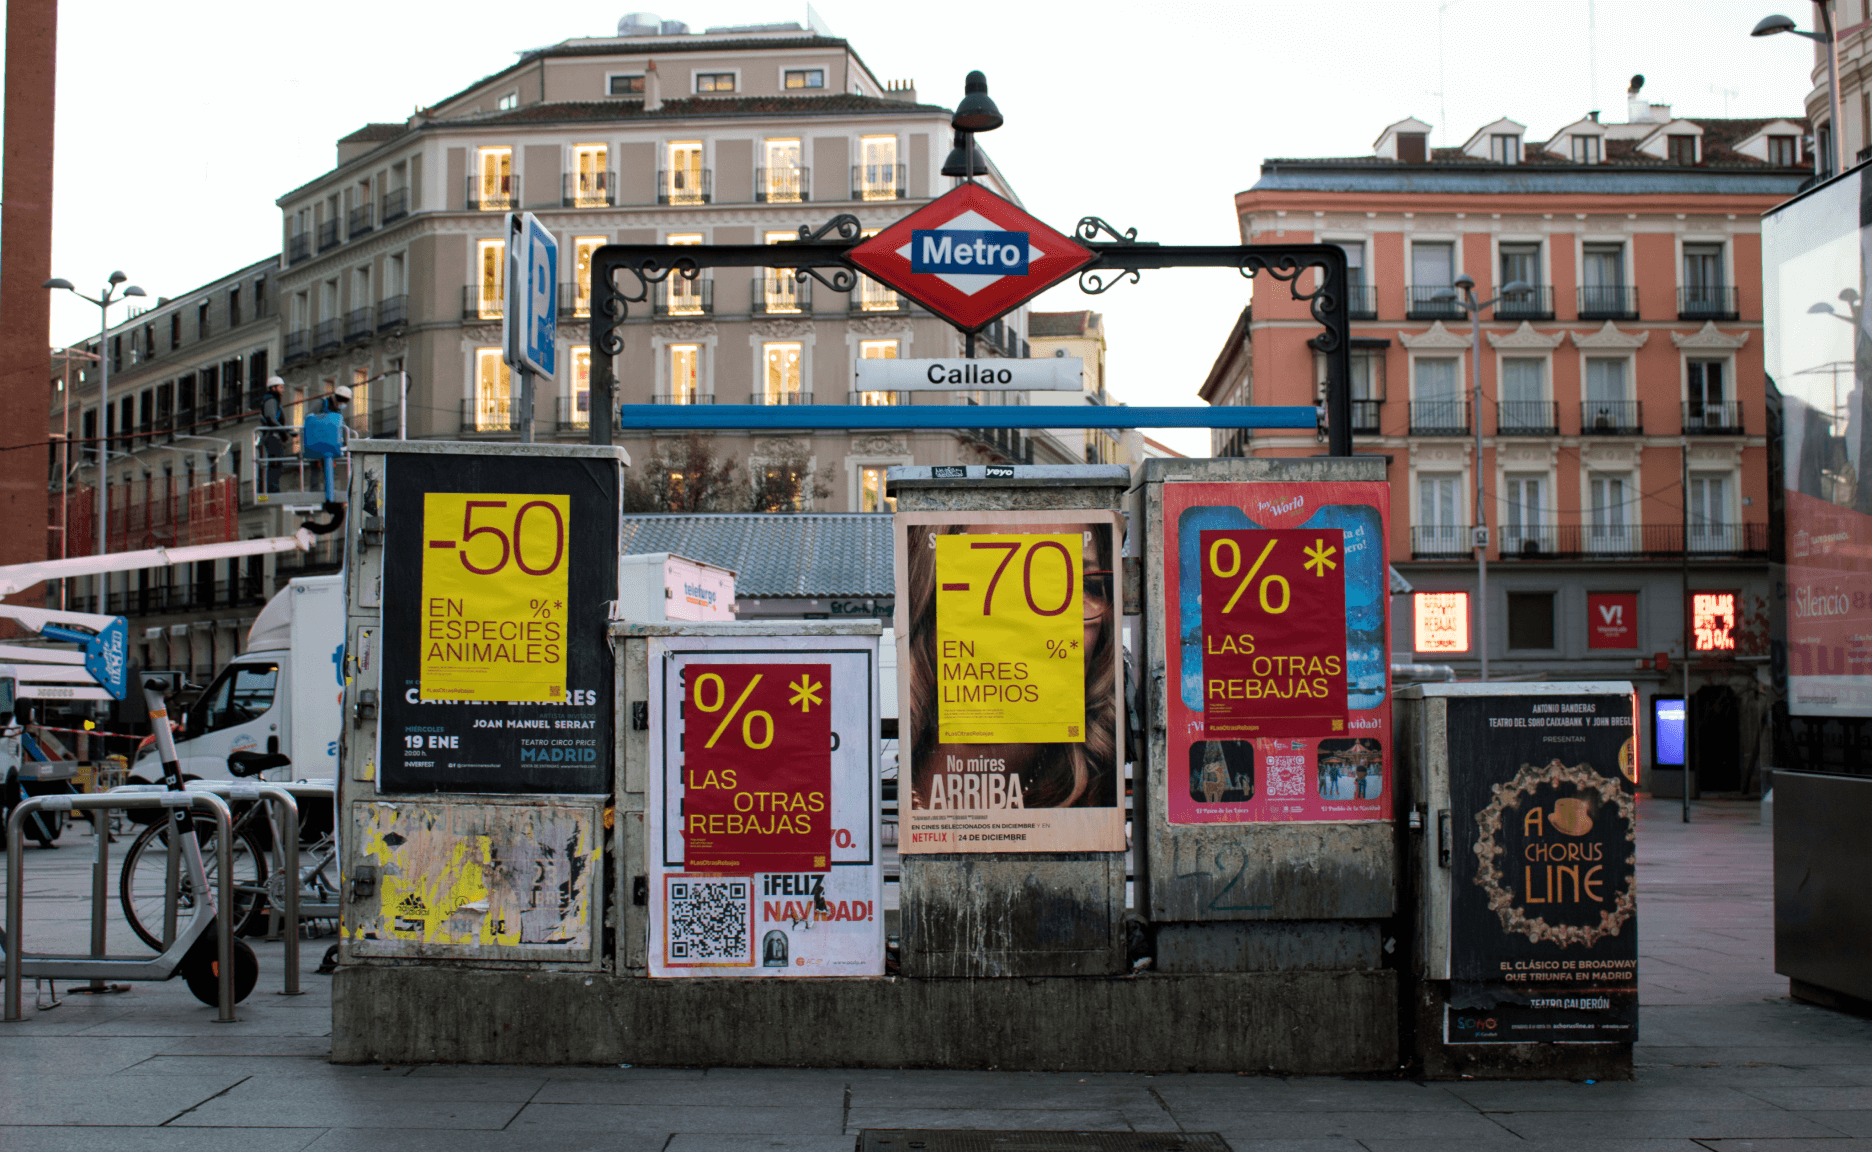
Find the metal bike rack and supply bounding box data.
[5,791,236,1023]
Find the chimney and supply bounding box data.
[644,59,662,111]
[1588,110,1600,123]
[1626,74,1650,123]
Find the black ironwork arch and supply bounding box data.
[587,212,1352,454]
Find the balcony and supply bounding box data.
[851,163,906,200]
[312,320,340,354]
[556,283,590,320]
[377,294,407,330]
[461,396,521,434]
[755,166,810,203]
[317,219,340,252]
[343,307,373,344]
[220,388,242,418]
[749,390,813,405]
[658,168,711,206]
[849,390,908,406]
[1578,285,1638,320]
[1496,401,1559,435]
[1494,522,1768,560]
[656,278,714,317]
[1679,285,1739,321]
[753,276,810,315]
[284,330,309,364]
[380,187,408,224]
[653,392,715,405]
[850,278,905,314]
[1409,399,1469,435]
[1492,285,1554,321]
[563,171,615,208]
[288,233,310,265]
[1684,400,1744,435]
[1407,286,1465,320]
[1346,284,1376,320]
[348,204,373,239]
[980,318,1028,359]
[466,174,518,212]
[1411,525,1471,559]
[557,395,592,431]
[1581,400,1643,435]
[463,286,503,320]
[1350,399,1382,434]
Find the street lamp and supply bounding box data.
[1432,273,1532,681]
[1752,9,1844,176]
[44,272,147,558]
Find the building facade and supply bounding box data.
[1207,91,1814,793]
[1026,309,1136,466]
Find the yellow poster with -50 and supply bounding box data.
[934,533,1084,744]
[420,492,570,702]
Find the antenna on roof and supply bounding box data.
[805,3,835,37]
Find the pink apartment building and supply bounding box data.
[1202,83,1815,793]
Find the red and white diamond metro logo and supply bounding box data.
[845,183,1095,332]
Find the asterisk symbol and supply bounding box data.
[1070,640,1080,650]
[1303,539,1338,577]
[788,675,824,712]
[554,600,563,609]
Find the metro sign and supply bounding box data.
[845,182,1094,331]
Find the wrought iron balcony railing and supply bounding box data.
[658,168,711,205]
[312,319,340,354]
[749,390,812,405]
[563,170,615,208]
[380,187,408,224]
[284,330,309,364]
[653,392,715,405]
[849,390,909,406]
[1679,285,1739,321]
[850,278,904,313]
[376,295,407,330]
[1346,284,1376,319]
[851,163,906,200]
[1409,399,1469,435]
[464,285,503,320]
[1492,285,1553,321]
[1495,522,1768,559]
[288,233,310,265]
[753,276,810,315]
[466,174,518,212]
[1577,285,1637,319]
[343,307,373,344]
[1581,400,1643,435]
[657,278,714,316]
[755,166,810,203]
[1411,525,1472,558]
[348,204,373,239]
[317,219,340,252]
[461,396,520,434]
[1407,286,1465,319]
[1349,399,1382,433]
[1684,400,1744,435]
[1497,401,1559,435]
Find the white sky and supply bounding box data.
[27,0,1818,454]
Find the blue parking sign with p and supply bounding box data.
[506,212,558,376]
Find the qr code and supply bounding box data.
[665,876,752,965]
[1266,754,1307,797]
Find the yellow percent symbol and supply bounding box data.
[693,671,773,750]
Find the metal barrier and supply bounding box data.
[5,792,236,1022]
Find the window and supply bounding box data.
[859,339,898,405]
[1584,358,1628,403]
[763,342,803,402]
[1349,350,1380,400]
[784,68,825,89]
[1500,358,1546,430]
[476,147,513,210]
[474,348,510,431]
[1667,134,1698,165]
[1337,241,1366,286]
[664,233,705,314]
[1571,134,1602,163]
[666,140,704,204]
[190,661,279,735]
[1767,135,1797,166]
[1589,473,1631,550]
[1682,243,1723,289]
[1503,474,1546,551]
[1489,133,1520,164]
[859,466,895,512]
[762,138,805,202]
[228,286,242,328]
[1506,592,1555,650]
[571,144,608,206]
[170,313,181,351]
[496,90,519,111]
[696,72,736,93]
[608,74,645,96]
[384,254,404,299]
[1418,472,1462,554]
[572,237,605,317]
[668,344,700,403]
[764,230,804,312]
[1411,241,1453,287]
[198,299,211,340]
[349,367,371,434]
[1688,473,1731,549]
[1581,243,1625,313]
[570,347,591,427]
[1498,243,1541,289]
[1414,357,1462,427]
[858,135,899,199]
[477,240,505,318]
[1395,131,1427,163]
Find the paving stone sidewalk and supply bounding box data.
[0,797,1865,1152]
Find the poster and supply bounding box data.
[379,452,618,794]
[894,510,1126,854]
[1163,482,1391,824]
[647,635,882,978]
[1585,592,1637,650]
[1444,691,1639,1045]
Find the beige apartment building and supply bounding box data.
[271,17,1097,512]
[1026,309,1136,466]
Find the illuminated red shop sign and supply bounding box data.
[1690,591,1736,652]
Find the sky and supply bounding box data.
[22,0,1819,455]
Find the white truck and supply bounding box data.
[617,552,737,622]
[130,576,345,784]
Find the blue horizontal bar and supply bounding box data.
[617,404,1317,431]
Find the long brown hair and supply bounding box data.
[905,521,1118,809]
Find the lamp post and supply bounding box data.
[1753,8,1844,176]
[44,272,146,560]
[940,71,1003,360]
[1432,273,1532,681]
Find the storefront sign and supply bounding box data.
[1198,528,1347,737]
[1413,592,1470,654]
[895,510,1126,852]
[1163,482,1391,824]
[1690,591,1737,652]
[681,663,831,874]
[419,492,570,702]
[1586,592,1638,650]
[1444,691,1639,1045]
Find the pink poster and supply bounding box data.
[1163,482,1392,824]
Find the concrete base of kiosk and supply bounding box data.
[331,967,1398,1072]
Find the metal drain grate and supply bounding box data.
[859,1131,1228,1152]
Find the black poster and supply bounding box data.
[378,451,618,793]
[1445,692,1639,1045]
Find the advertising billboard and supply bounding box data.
[1586,592,1638,650]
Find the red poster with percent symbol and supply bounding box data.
[1199,529,1349,738]
[682,663,832,874]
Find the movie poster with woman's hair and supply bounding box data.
[894,510,1126,853]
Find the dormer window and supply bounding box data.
[1397,132,1427,163]
[1490,134,1520,164]
[696,72,736,94]
[496,90,519,112]
[608,74,645,96]
[1767,135,1797,165]
[1668,135,1698,165]
[784,68,825,90]
[1571,135,1602,163]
